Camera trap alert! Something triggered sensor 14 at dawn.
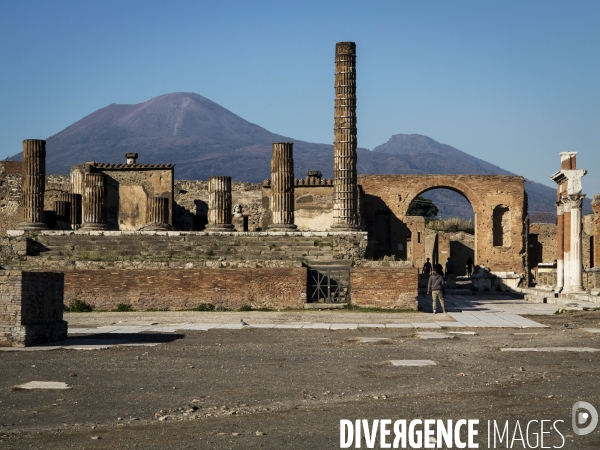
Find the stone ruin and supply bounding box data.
[2,41,599,345]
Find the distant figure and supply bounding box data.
[445,257,454,278]
[422,258,432,276]
[427,265,446,314]
[466,257,473,277]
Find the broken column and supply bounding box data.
[17,139,48,230]
[331,41,359,231]
[81,173,108,230]
[206,176,235,231]
[142,196,170,231]
[57,192,81,230]
[551,152,587,292]
[268,142,297,231]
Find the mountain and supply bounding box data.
[9,92,573,218]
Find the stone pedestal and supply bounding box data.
[142,196,170,231]
[268,142,297,232]
[81,173,109,230]
[332,42,359,231]
[17,140,48,230]
[206,176,235,231]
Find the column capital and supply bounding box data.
[567,194,586,210]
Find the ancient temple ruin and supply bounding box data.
[2,41,600,346]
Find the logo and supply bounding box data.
[572,401,598,436]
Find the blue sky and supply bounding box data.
[1,0,598,195]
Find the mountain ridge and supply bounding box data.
[9,92,573,217]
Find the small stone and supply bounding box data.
[158,415,170,421]
[117,417,123,421]
[91,436,101,440]
[69,373,77,377]
[255,431,266,436]
[232,432,240,436]
[519,367,525,372]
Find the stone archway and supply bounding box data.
[358,174,527,276]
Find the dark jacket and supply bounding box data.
[427,273,445,292]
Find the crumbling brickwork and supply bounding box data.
[350,267,418,309]
[0,270,67,347]
[358,174,528,275]
[63,268,308,311]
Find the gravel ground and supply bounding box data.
[1,310,599,449]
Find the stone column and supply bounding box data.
[142,196,170,231]
[59,192,81,229]
[567,195,585,292]
[555,202,564,293]
[331,41,359,231]
[563,200,572,292]
[268,142,297,231]
[206,176,235,231]
[17,139,48,230]
[593,194,600,268]
[81,173,108,230]
[54,200,71,230]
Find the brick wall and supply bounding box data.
[0,270,67,347]
[350,267,418,310]
[63,268,308,311]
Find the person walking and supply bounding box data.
[427,266,446,314]
[466,257,473,277]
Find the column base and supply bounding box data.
[80,223,110,231]
[267,224,298,232]
[205,224,236,232]
[330,224,360,232]
[564,285,586,293]
[16,222,48,231]
[140,224,171,231]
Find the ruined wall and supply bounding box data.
[0,162,23,234]
[359,174,528,275]
[0,270,67,347]
[63,268,307,311]
[262,180,335,231]
[175,180,263,231]
[350,267,418,309]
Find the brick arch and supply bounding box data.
[358,174,527,276]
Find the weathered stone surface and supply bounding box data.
[268,143,297,231]
[0,270,67,347]
[206,176,235,231]
[17,140,47,230]
[81,173,108,230]
[143,196,170,230]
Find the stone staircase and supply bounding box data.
[19,233,339,269]
[519,286,600,309]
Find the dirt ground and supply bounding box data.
[1,310,600,449]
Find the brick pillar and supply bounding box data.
[555,202,564,292]
[17,139,48,230]
[268,142,297,232]
[81,173,108,230]
[593,194,600,268]
[58,192,81,229]
[331,41,359,231]
[143,196,170,231]
[206,176,235,231]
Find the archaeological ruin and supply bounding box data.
[1,41,599,346]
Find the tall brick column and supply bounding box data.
[331,41,359,231]
[81,173,108,230]
[206,176,235,231]
[143,196,170,231]
[593,194,600,268]
[17,139,48,230]
[268,142,297,231]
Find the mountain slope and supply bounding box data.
[9,92,571,217]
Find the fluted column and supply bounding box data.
[555,202,564,293]
[568,195,585,292]
[331,41,359,231]
[268,142,297,231]
[206,176,235,231]
[142,196,170,231]
[17,139,48,230]
[81,173,108,230]
[58,192,81,229]
[54,200,71,230]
